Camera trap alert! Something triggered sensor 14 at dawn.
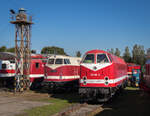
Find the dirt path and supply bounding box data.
[0,91,51,116]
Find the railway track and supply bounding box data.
[53,103,103,116]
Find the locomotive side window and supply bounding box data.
[35,63,39,68]
[55,59,63,64]
[82,54,94,63]
[64,59,68,64]
[48,59,54,64]
[64,59,71,64]
[67,59,71,64]
[2,64,7,69]
[42,59,47,63]
[107,54,112,62]
[10,60,15,63]
[97,54,109,63]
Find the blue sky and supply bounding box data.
[0,0,150,56]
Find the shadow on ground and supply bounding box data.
[32,85,80,103]
[95,88,150,116]
[50,91,80,103]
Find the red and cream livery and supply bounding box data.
[44,55,81,88]
[0,52,46,88]
[0,60,15,78]
[79,50,128,102]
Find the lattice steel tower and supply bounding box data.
[10,8,33,92]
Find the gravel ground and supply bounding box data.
[0,91,51,116]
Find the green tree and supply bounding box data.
[41,46,67,55]
[0,46,7,52]
[123,46,131,62]
[132,44,146,65]
[114,48,121,57]
[7,47,15,53]
[76,51,81,57]
[108,48,114,54]
[132,44,138,63]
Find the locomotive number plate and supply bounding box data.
[90,74,100,76]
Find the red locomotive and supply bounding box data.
[127,63,141,86]
[79,50,128,102]
[140,59,150,93]
[0,52,46,88]
[44,55,81,90]
[127,63,141,75]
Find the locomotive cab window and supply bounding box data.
[55,59,63,64]
[67,59,71,64]
[42,59,47,63]
[35,63,40,68]
[2,64,7,69]
[48,59,54,64]
[64,59,71,64]
[82,54,95,63]
[97,54,109,63]
[107,54,112,63]
[10,60,15,63]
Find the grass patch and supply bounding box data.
[125,86,139,91]
[25,98,71,116]
[17,92,79,116]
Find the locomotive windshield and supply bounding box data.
[64,59,71,64]
[2,63,7,69]
[2,64,7,69]
[97,54,109,63]
[48,59,54,64]
[55,59,63,64]
[82,54,94,63]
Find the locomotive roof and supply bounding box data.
[127,63,140,67]
[85,49,108,54]
[48,55,81,59]
[31,54,47,59]
[0,52,46,60]
[0,52,16,60]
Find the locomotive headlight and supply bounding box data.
[83,76,87,80]
[82,76,87,85]
[104,76,109,81]
[104,76,109,85]
[83,81,87,85]
[105,81,109,85]
[93,66,97,70]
